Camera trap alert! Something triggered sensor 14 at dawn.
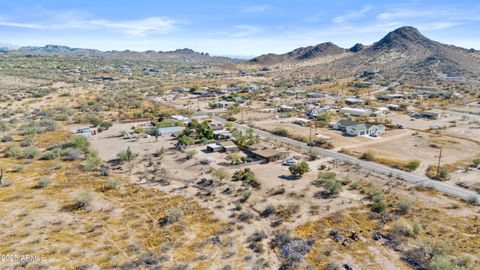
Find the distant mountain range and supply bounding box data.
[249,26,480,79]
[3,45,234,64]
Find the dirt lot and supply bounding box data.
[66,121,174,161]
[347,131,480,175]
[386,111,465,131]
[251,117,411,149]
[450,101,480,114]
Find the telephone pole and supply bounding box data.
[436,147,443,178]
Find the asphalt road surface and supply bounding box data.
[210,114,480,203]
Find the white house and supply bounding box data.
[331,119,385,137]
[340,107,371,117]
[171,115,191,124]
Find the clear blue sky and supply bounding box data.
[0,0,479,57]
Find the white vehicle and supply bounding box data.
[397,124,406,129]
[283,158,298,166]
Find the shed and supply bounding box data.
[206,143,223,152]
[219,141,239,152]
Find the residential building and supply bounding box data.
[331,120,385,137]
[340,107,371,117]
[219,141,239,152]
[344,98,363,105]
[155,126,185,136]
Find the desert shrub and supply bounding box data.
[20,118,58,136]
[412,220,423,236]
[406,160,421,171]
[0,120,8,132]
[105,178,121,190]
[239,191,252,203]
[12,165,24,173]
[54,113,69,121]
[82,152,102,171]
[5,146,23,158]
[98,121,113,131]
[428,256,459,270]
[472,158,480,168]
[371,190,386,213]
[273,127,289,137]
[185,149,197,159]
[238,211,254,222]
[37,176,51,188]
[261,205,277,218]
[166,208,184,223]
[158,207,184,226]
[61,147,82,161]
[426,165,450,180]
[68,135,91,153]
[247,231,267,243]
[75,190,93,209]
[21,147,38,159]
[226,152,243,164]
[361,151,375,161]
[397,199,413,215]
[211,168,230,181]
[323,178,343,196]
[289,161,310,177]
[41,149,61,160]
[285,203,301,215]
[392,218,414,237]
[317,172,336,181]
[117,147,138,162]
[438,166,450,179]
[232,168,261,188]
[271,233,314,270]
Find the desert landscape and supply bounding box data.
[0,1,480,270]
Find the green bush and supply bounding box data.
[41,148,62,160]
[406,160,421,171]
[233,168,261,188]
[5,146,23,158]
[185,149,197,159]
[116,147,138,162]
[105,178,121,190]
[82,152,102,171]
[21,147,38,159]
[69,135,91,153]
[75,190,93,209]
[289,161,310,177]
[37,177,51,188]
[323,178,343,196]
[397,199,412,214]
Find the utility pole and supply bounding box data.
[309,125,313,142]
[436,147,443,178]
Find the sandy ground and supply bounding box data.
[386,111,465,131]
[348,131,480,175]
[66,121,175,161]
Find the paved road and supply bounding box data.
[210,114,480,202]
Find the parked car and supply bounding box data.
[397,124,406,129]
[307,141,316,147]
[283,158,298,166]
